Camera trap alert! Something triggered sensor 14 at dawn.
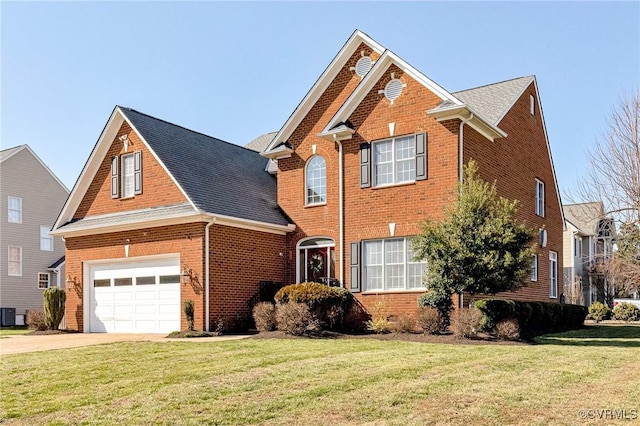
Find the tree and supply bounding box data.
[412,161,536,305]
[575,91,640,295]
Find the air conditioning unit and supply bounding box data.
[0,308,16,327]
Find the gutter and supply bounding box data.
[458,113,473,309]
[335,138,345,288]
[204,218,216,332]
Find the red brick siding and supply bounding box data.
[463,83,563,303]
[74,122,187,219]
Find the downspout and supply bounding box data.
[335,136,345,287]
[205,218,216,332]
[458,113,473,309]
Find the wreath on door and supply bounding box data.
[309,253,324,277]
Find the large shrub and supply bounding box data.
[416,306,443,335]
[475,299,587,338]
[26,309,47,331]
[275,282,353,329]
[612,302,640,322]
[43,287,66,330]
[587,301,611,322]
[252,302,277,332]
[276,302,312,335]
[451,308,483,339]
[417,290,453,330]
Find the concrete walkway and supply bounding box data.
[0,333,251,355]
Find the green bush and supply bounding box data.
[252,302,277,332]
[43,287,66,330]
[417,291,453,329]
[276,302,312,335]
[275,282,353,330]
[587,301,611,323]
[183,299,195,331]
[612,302,640,322]
[474,299,587,338]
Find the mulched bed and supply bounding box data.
[249,330,528,345]
[26,329,79,335]
[167,330,223,338]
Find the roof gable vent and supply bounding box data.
[384,78,404,104]
[354,56,372,77]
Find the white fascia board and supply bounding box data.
[119,108,199,212]
[427,105,507,141]
[265,30,385,154]
[260,144,294,160]
[208,213,296,236]
[51,212,210,238]
[322,50,462,134]
[317,125,356,141]
[52,107,124,232]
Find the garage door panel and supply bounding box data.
[90,258,180,333]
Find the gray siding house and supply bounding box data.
[0,145,68,325]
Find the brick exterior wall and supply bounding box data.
[278,52,563,316]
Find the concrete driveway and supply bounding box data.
[0,333,250,355]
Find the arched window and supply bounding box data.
[305,156,326,205]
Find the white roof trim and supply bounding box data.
[264,30,385,155]
[322,50,462,135]
[427,104,507,141]
[210,213,296,236]
[52,107,199,232]
[0,145,69,193]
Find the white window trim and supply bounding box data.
[38,272,51,289]
[535,179,545,217]
[530,94,535,115]
[40,225,54,251]
[531,254,538,282]
[549,251,558,298]
[121,153,135,198]
[372,136,416,188]
[7,196,22,223]
[296,237,335,284]
[8,246,22,276]
[363,237,426,292]
[304,155,327,206]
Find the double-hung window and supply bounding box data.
[363,237,426,291]
[40,226,53,251]
[549,251,558,298]
[8,246,22,276]
[373,136,415,186]
[531,255,538,282]
[8,196,22,223]
[535,179,545,217]
[122,153,135,198]
[111,150,142,199]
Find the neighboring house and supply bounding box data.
[0,145,68,326]
[563,202,616,306]
[262,30,564,315]
[51,30,564,333]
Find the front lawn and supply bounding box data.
[0,326,29,338]
[1,325,639,425]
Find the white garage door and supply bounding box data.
[89,257,180,333]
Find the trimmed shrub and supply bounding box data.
[252,302,277,332]
[276,302,312,335]
[26,309,47,331]
[451,308,483,339]
[342,300,370,332]
[475,299,587,338]
[365,298,392,334]
[612,302,640,322]
[416,306,443,335]
[183,299,195,331]
[588,301,611,323]
[392,314,417,333]
[417,291,453,329]
[43,287,66,330]
[275,282,353,329]
[495,319,520,341]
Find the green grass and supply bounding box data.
[1,326,639,425]
[0,326,29,338]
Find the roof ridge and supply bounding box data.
[453,75,533,94]
[118,106,257,154]
[0,144,26,154]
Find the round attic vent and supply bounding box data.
[384,78,403,102]
[355,56,372,77]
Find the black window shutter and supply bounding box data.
[350,241,361,292]
[360,143,371,188]
[134,151,143,195]
[111,156,119,198]
[415,132,427,181]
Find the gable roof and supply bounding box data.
[453,76,535,125]
[264,29,385,153]
[0,144,69,193]
[52,107,293,236]
[246,132,277,153]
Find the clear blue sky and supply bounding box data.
[2,2,639,199]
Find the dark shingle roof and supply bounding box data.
[119,107,290,227]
